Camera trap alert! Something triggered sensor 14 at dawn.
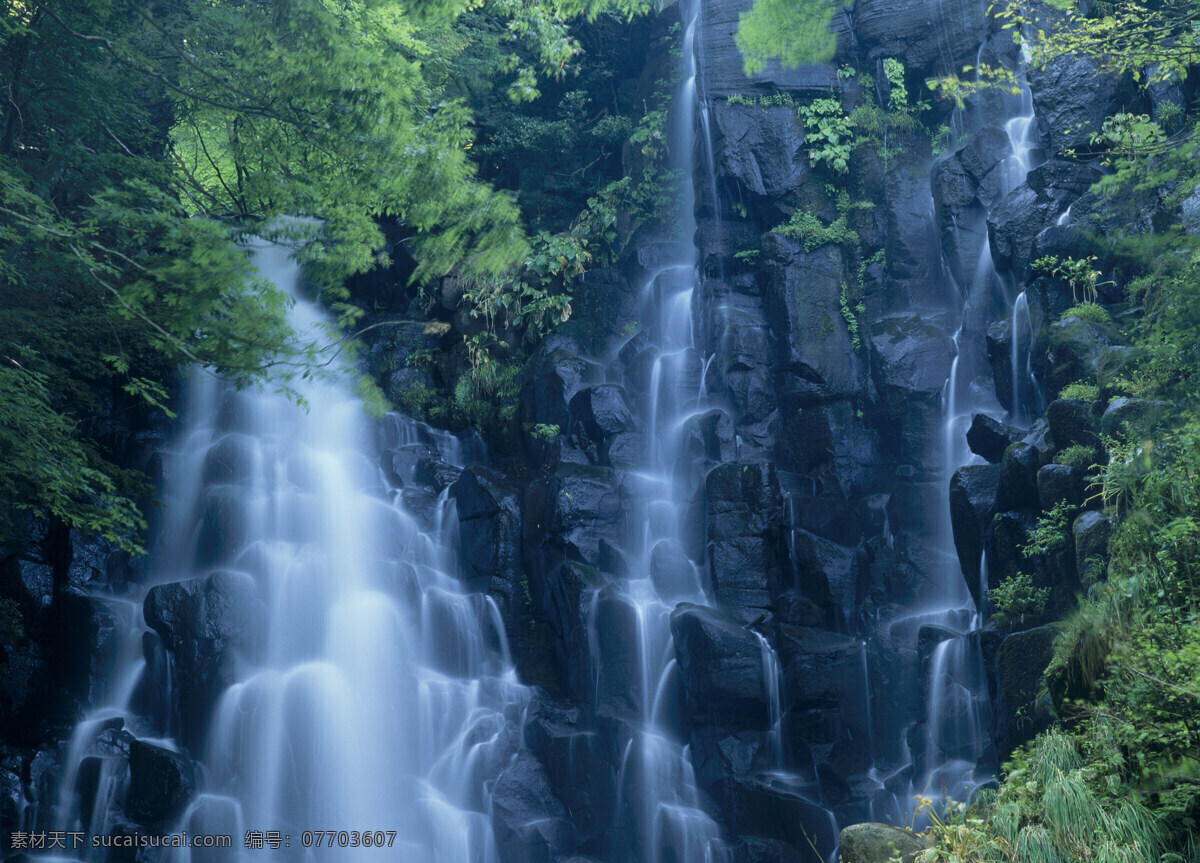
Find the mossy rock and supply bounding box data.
[839,823,928,863]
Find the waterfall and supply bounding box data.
[51,239,528,862]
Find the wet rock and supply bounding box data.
[143,570,265,748]
[452,465,523,632]
[414,456,462,492]
[1100,397,1171,438]
[853,0,988,76]
[839,822,927,863]
[697,0,843,98]
[996,443,1041,512]
[528,562,602,701]
[0,557,53,620]
[995,627,1056,756]
[521,338,594,433]
[650,539,701,602]
[1047,317,1116,396]
[776,399,882,500]
[726,776,838,861]
[568,385,634,448]
[761,237,860,399]
[710,102,807,199]
[1073,511,1114,587]
[532,464,622,569]
[986,318,1016,414]
[885,164,947,309]
[706,463,785,617]
[789,529,858,630]
[776,626,867,741]
[986,511,1035,589]
[1045,398,1098,450]
[684,409,737,464]
[949,464,1001,606]
[126,739,195,823]
[966,414,1021,464]
[54,589,123,708]
[988,184,1046,275]
[491,751,575,863]
[670,604,768,729]
[0,765,22,838]
[1037,464,1088,511]
[1030,53,1129,154]
[869,315,954,467]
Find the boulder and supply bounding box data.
[869,315,954,467]
[995,627,1056,755]
[452,465,524,631]
[1073,511,1114,587]
[521,338,593,432]
[1029,53,1129,154]
[789,529,859,629]
[965,414,1021,464]
[853,0,989,76]
[1037,464,1088,511]
[1100,397,1171,438]
[986,511,1035,588]
[126,739,196,823]
[710,102,807,199]
[762,238,862,399]
[839,823,926,863]
[996,443,1041,512]
[491,751,575,863]
[1045,398,1098,449]
[1047,317,1117,396]
[568,385,634,448]
[670,604,768,729]
[949,464,1001,605]
[143,570,265,748]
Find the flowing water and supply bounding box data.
[49,240,528,862]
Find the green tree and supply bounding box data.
[0,0,647,548]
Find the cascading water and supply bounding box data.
[587,3,730,860]
[907,47,1048,819]
[49,240,528,862]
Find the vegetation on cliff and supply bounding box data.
[0,0,653,548]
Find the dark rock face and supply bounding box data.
[1037,463,1088,511]
[126,740,196,823]
[995,627,1056,756]
[853,0,989,77]
[966,414,1021,464]
[143,570,265,748]
[1045,398,1098,450]
[996,443,1041,512]
[1029,54,1132,154]
[950,464,1001,605]
[671,604,769,730]
[1073,511,1114,586]
[453,465,524,634]
[491,751,575,863]
[711,103,807,198]
[705,463,785,619]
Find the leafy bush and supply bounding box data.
[776,211,859,252]
[1060,302,1110,324]
[990,571,1051,620]
[1059,381,1100,401]
[1054,444,1099,470]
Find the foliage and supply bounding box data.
[990,571,1052,621]
[1058,381,1100,401]
[1059,302,1109,325]
[798,98,855,174]
[726,91,797,108]
[1053,444,1099,471]
[734,0,849,73]
[1032,255,1105,304]
[776,210,859,252]
[1023,500,1077,558]
[0,0,649,546]
[526,423,561,441]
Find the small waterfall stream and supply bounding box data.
[50,240,528,862]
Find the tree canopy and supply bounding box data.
[0,0,649,548]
